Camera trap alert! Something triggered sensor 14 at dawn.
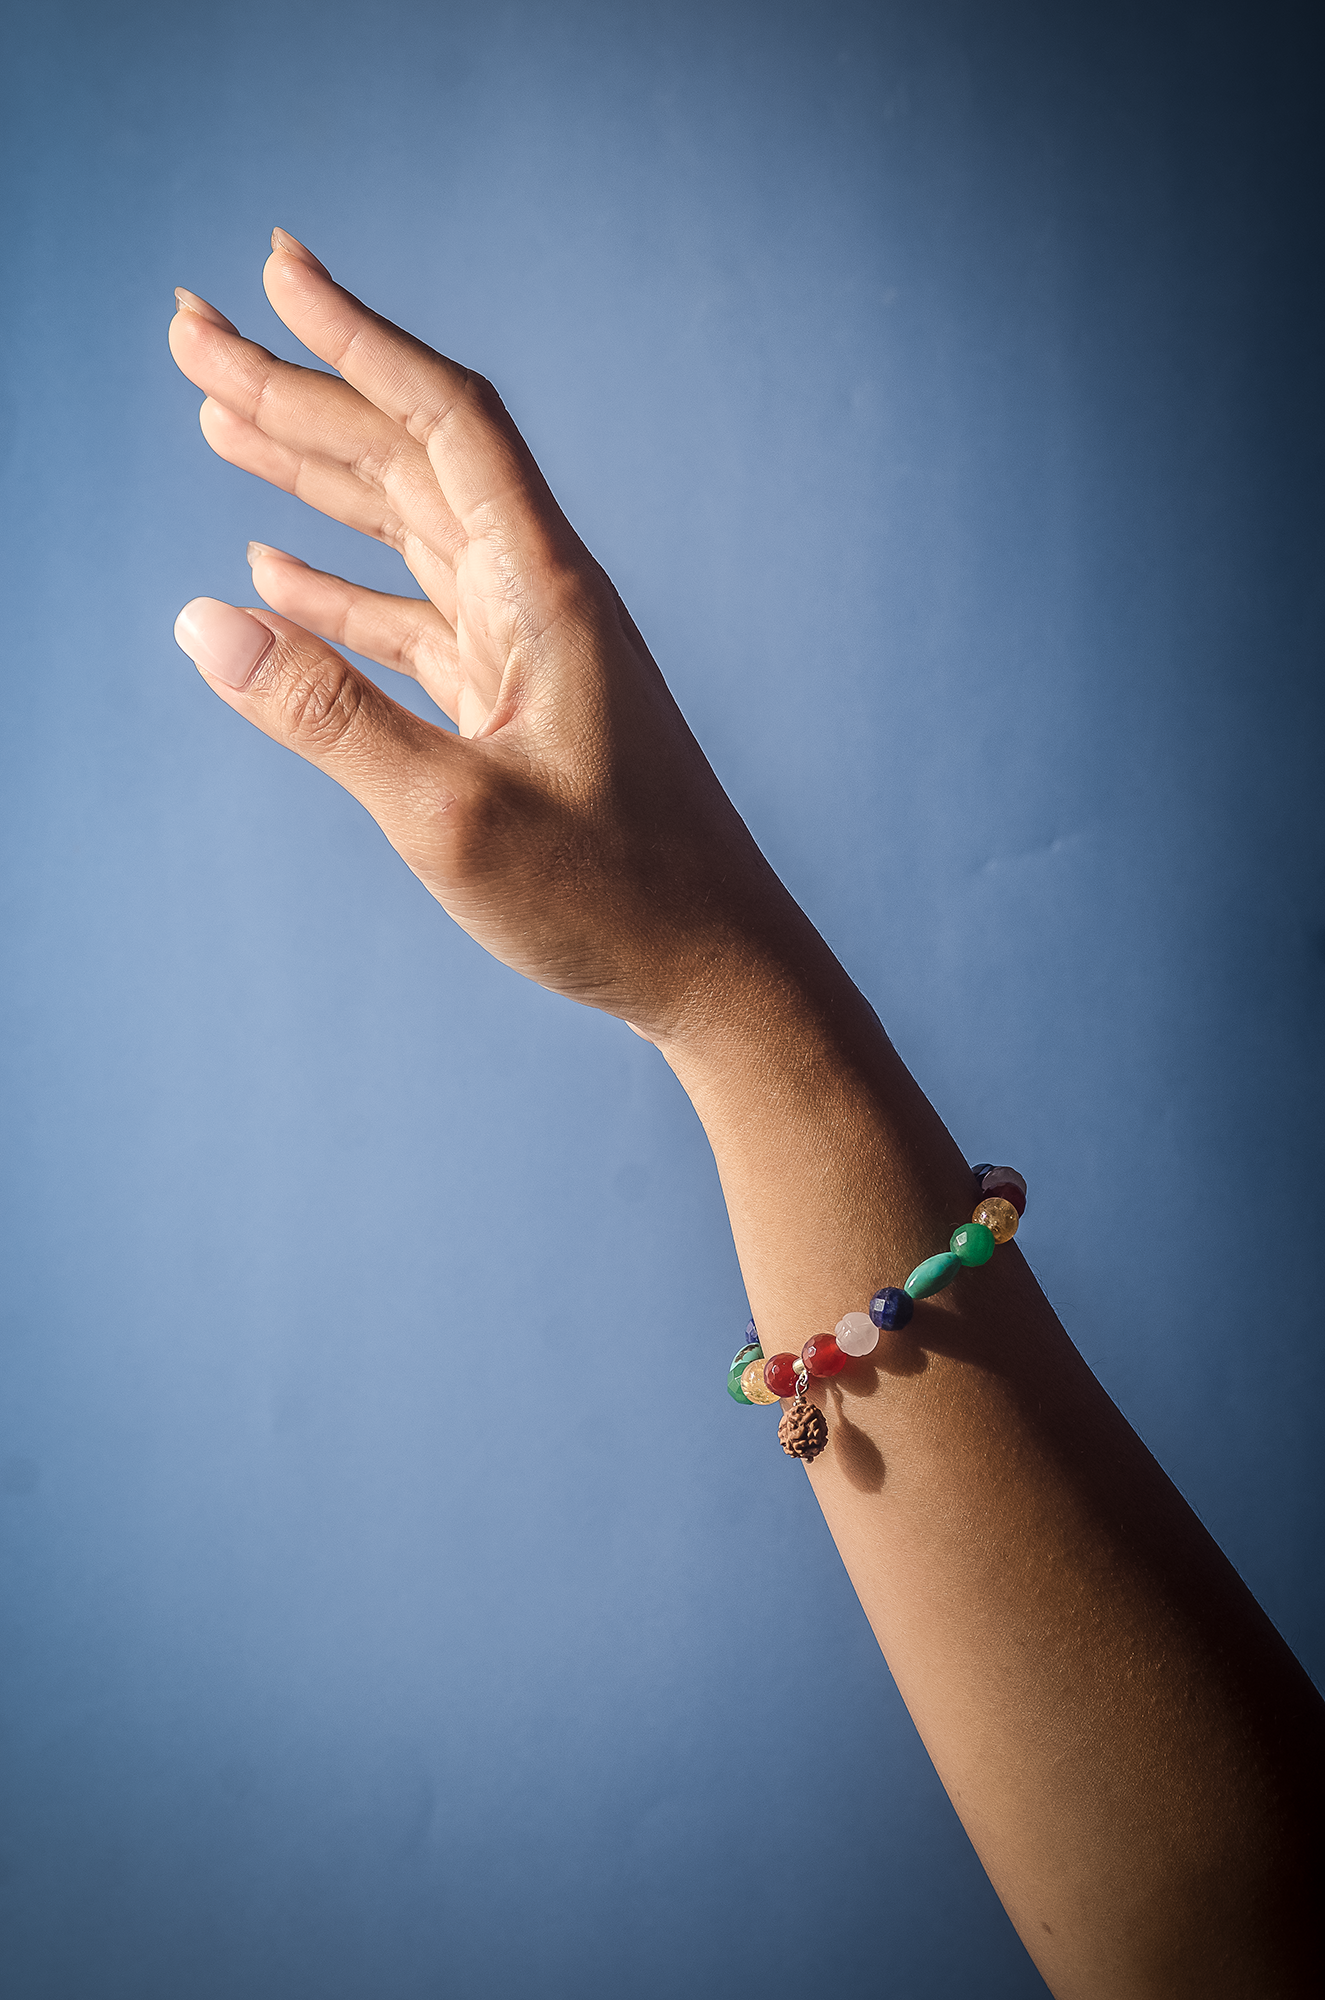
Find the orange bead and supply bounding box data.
[741,1359,781,1404]
[973,1195,1019,1244]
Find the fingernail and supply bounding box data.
[270,227,330,277]
[174,598,275,689]
[246,541,305,569]
[174,287,239,333]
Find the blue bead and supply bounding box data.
[970,1162,994,1180]
[868,1286,914,1331]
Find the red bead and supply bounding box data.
[980,1170,1026,1215]
[763,1352,803,1398]
[801,1333,849,1377]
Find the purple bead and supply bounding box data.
[868,1286,914,1331]
[980,1167,1027,1215]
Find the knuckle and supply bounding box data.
[410,369,506,450]
[464,371,503,418]
[352,431,409,490]
[277,649,366,755]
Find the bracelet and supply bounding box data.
[726,1163,1028,1462]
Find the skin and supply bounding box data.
[169,232,1323,1997]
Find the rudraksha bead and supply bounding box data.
[778,1398,829,1462]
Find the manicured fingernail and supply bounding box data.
[174,598,274,689]
[270,227,330,277]
[174,287,239,333]
[246,541,305,569]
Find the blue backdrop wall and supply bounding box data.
[1,3,1320,1995]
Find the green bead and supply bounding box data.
[727,1364,754,1403]
[950,1221,995,1267]
[904,1251,963,1299]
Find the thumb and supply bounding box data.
[173,596,468,872]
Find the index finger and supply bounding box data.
[262,230,570,547]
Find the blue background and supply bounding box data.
[1,3,1321,1995]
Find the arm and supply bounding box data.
[169,237,1323,1999]
[667,956,1322,1999]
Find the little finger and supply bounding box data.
[246,543,462,722]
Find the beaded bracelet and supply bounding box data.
[727,1164,1027,1462]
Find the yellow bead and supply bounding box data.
[741,1359,780,1405]
[973,1196,1019,1244]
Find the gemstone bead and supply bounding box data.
[979,1168,1026,1215]
[970,1162,995,1180]
[741,1359,781,1405]
[973,1196,1019,1244]
[727,1338,763,1402]
[950,1221,995,1267]
[868,1287,914,1332]
[763,1352,805,1399]
[834,1311,880,1357]
[904,1251,962,1299]
[802,1332,849,1377]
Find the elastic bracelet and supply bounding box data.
[726,1163,1028,1462]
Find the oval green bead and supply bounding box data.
[904,1251,963,1299]
[950,1221,995,1267]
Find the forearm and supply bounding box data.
[659,906,1323,2000]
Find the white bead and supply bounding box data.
[834,1311,879,1357]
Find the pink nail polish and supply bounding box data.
[270,227,330,277]
[174,598,274,689]
[174,288,239,334]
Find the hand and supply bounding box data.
[169,231,793,1040]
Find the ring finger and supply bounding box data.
[202,400,459,624]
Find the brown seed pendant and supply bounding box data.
[778,1392,828,1463]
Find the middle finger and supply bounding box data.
[170,307,465,571]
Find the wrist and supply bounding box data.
[649,897,890,1103]
[646,897,980,1274]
